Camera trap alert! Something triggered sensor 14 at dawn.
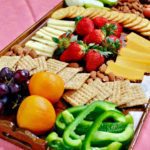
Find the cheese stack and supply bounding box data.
[25,18,75,57]
[106,32,150,81]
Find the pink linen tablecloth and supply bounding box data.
[0,0,150,149]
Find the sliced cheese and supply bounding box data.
[43,27,65,36]
[36,31,53,41]
[119,47,150,61]
[25,41,56,57]
[126,32,150,53]
[48,18,75,27]
[116,56,150,73]
[106,61,144,81]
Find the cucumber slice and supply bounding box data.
[99,0,118,6]
[65,0,84,6]
[84,0,104,8]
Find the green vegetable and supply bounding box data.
[99,0,118,6]
[84,0,104,8]
[47,101,134,150]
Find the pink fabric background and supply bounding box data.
[0,0,149,149]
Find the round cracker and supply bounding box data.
[107,11,120,21]
[88,9,101,18]
[93,9,107,18]
[130,18,149,30]
[101,10,111,18]
[141,31,150,36]
[51,8,68,19]
[66,6,78,18]
[124,17,143,28]
[137,21,150,32]
[112,13,124,22]
[123,14,137,25]
[70,7,85,18]
[118,13,131,24]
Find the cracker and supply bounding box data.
[66,6,78,18]
[88,78,112,103]
[123,14,137,25]
[70,7,85,18]
[108,81,121,103]
[51,8,68,19]
[118,13,132,24]
[137,22,150,32]
[107,11,120,21]
[58,67,81,83]
[91,9,106,19]
[121,85,148,107]
[30,56,47,75]
[141,31,150,36]
[17,55,36,71]
[81,8,96,17]
[117,80,132,105]
[130,18,149,30]
[65,73,90,90]
[88,9,101,19]
[101,10,111,18]
[63,83,98,106]
[113,13,125,22]
[47,58,68,73]
[0,56,20,70]
[124,17,143,28]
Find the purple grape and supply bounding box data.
[14,70,29,83]
[0,83,9,97]
[0,95,9,104]
[9,83,20,94]
[0,102,4,114]
[0,67,13,80]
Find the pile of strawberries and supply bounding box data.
[54,17,123,72]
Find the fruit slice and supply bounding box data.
[119,47,150,61]
[126,32,150,53]
[65,0,84,6]
[106,61,144,81]
[116,56,150,72]
[84,0,104,8]
[99,0,117,6]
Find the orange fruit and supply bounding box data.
[29,72,64,103]
[17,95,56,135]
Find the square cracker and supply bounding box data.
[65,73,90,90]
[0,56,20,70]
[17,55,36,71]
[47,59,68,73]
[121,84,148,107]
[58,67,81,83]
[108,81,121,103]
[63,83,98,106]
[88,78,112,103]
[30,56,47,75]
[117,80,132,106]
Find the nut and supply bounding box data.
[68,63,80,68]
[96,71,105,79]
[29,49,38,58]
[86,78,93,84]
[23,47,31,55]
[108,72,116,81]
[90,71,97,79]
[116,76,124,81]
[99,64,107,73]
[4,51,14,56]
[11,45,24,55]
[102,76,109,82]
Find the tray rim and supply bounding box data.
[0,1,150,149]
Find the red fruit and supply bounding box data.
[85,49,105,72]
[93,17,108,28]
[83,29,104,44]
[60,42,87,62]
[76,18,94,36]
[110,22,123,38]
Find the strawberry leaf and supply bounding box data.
[52,37,59,44]
[75,16,83,25]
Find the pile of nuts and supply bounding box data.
[4,45,38,58]
[112,0,144,17]
[69,62,125,83]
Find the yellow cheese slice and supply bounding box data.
[116,56,150,73]
[126,32,150,53]
[106,61,144,81]
[119,47,150,61]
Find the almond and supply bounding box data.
[90,71,97,79]
[108,72,115,81]
[99,64,107,73]
[102,76,109,82]
[86,78,94,84]
[96,71,105,79]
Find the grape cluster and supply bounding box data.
[0,67,30,115]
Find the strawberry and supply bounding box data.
[102,22,123,38]
[93,17,108,28]
[85,49,105,72]
[60,42,87,62]
[83,29,105,44]
[76,17,94,36]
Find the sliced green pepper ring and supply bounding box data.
[63,101,126,148]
